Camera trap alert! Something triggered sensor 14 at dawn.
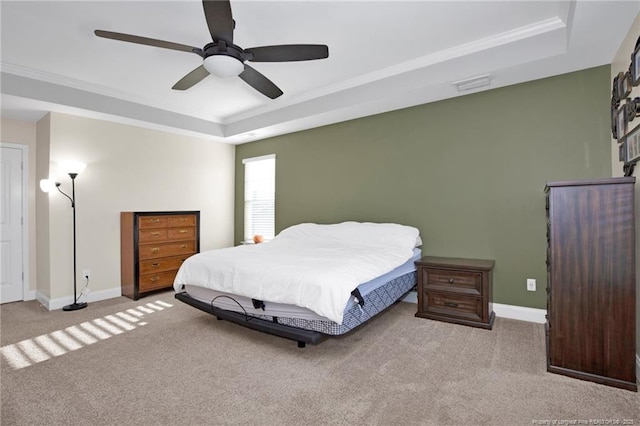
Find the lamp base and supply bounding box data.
[63,302,87,311]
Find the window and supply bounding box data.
[243,154,275,242]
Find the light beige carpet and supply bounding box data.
[1,290,638,425]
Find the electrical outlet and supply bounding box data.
[527,278,536,291]
[82,269,91,281]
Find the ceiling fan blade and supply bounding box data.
[94,30,199,54]
[202,0,234,44]
[172,65,210,91]
[239,64,283,99]
[245,45,329,62]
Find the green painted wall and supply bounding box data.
[235,65,612,309]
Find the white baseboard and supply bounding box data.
[401,291,418,304]
[401,291,547,324]
[36,287,122,311]
[492,303,547,323]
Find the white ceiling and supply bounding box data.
[1,1,639,144]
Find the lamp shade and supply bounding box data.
[39,179,57,193]
[203,55,244,78]
[59,160,87,175]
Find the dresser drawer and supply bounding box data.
[139,270,179,292]
[138,215,169,229]
[167,227,196,240]
[167,215,196,227]
[423,268,482,296]
[139,228,168,243]
[424,291,483,322]
[138,240,197,260]
[139,255,190,275]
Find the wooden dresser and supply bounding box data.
[415,256,495,329]
[120,211,200,300]
[545,178,636,391]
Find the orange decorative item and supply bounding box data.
[253,235,264,244]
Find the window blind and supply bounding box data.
[243,154,275,241]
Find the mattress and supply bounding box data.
[183,248,421,335]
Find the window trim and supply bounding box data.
[242,154,276,243]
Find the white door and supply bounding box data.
[0,146,24,303]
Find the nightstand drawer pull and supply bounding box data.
[151,248,160,253]
[448,278,454,284]
[444,302,458,308]
[151,219,160,223]
[179,229,187,234]
[150,276,160,282]
[150,231,161,236]
[151,263,160,268]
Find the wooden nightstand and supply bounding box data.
[415,256,495,330]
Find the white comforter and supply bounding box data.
[173,222,420,324]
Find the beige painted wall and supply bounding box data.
[609,12,640,378]
[37,112,235,305]
[0,118,38,295]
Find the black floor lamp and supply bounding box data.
[40,161,87,311]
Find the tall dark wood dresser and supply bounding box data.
[121,211,200,300]
[545,177,636,391]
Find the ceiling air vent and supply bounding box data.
[452,74,492,92]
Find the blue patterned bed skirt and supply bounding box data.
[247,271,417,335]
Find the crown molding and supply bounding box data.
[227,16,566,124]
[0,61,224,123]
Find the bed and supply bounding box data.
[173,222,421,347]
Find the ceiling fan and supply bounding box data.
[94,0,329,99]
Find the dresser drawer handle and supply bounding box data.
[150,276,160,282]
[151,219,160,223]
[150,231,161,236]
[444,302,458,308]
[180,244,187,248]
[151,263,160,268]
[179,229,187,234]
[151,248,160,253]
[448,278,454,284]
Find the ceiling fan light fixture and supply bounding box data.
[204,55,244,78]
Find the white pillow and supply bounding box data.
[276,221,420,250]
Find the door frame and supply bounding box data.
[1,142,30,301]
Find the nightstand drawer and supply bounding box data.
[424,292,483,322]
[423,268,482,296]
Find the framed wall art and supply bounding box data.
[612,74,621,103]
[625,123,640,164]
[617,103,627,140]
[611,99,619,139]
[618,71,632,98]
[619,140,626,161]
[632,38,640,86]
